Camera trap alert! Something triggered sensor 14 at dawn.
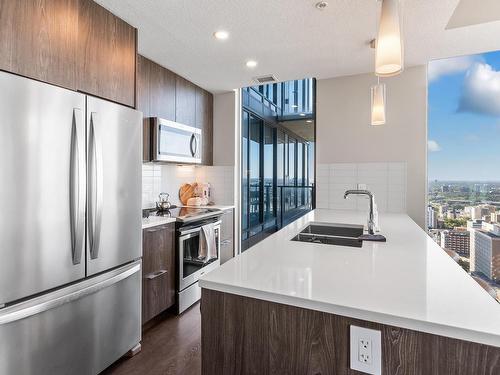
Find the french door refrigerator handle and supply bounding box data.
[70,108,85,265]
[0,262,140,325]
[89,112,103,259]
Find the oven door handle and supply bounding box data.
[179,221,221,236]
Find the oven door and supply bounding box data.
[152,118,201,164]
[178,222,220,291]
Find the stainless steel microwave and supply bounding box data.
[151,117,202,164]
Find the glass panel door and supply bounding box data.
[241,111,249,238]
[263,125,275,226]
[249,114,262,231]
[288,137,297,210]
[297,142,304,207]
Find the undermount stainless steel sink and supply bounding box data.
[291,222,364,248]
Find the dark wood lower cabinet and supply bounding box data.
[201,289,500,375]
[142,223,176,324]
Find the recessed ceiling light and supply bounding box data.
[213,30,229,40]
[299,113,306,117]
[291,105,298,108]
[246,60,258,68]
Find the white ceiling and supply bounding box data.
[95,0,500,94]
[447,0,500,29]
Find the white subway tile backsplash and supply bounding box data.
[142,164,235,209]
[317,162,407,214]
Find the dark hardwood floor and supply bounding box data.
[102,303,201,375]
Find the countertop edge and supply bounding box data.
[199,279,500,348]
[141,217,177,229]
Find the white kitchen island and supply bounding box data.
[200,209,500,348]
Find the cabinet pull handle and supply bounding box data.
[145,270,168,280]
[221,239,231,245]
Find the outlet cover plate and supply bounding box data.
[350,325,382,375]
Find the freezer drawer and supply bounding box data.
[0,261,141,375]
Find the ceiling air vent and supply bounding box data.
[253,75,278,84]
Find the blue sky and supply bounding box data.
[428,50,500,181]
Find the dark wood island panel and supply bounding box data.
[201,289,500,375]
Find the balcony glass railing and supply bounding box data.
[277,185,315,228]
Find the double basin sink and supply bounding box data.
[292,222,364,248]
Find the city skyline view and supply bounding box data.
[428,51,500,303]
[428,50,500,181]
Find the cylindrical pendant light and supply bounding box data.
[375,0,403,77]
[371,80,386,126]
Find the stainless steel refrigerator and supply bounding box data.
[0,71,142,375]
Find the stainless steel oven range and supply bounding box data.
[177,215,221,313]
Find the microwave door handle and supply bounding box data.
[88,112,103,259]
[190,133,197,157]
[70,108,85,265]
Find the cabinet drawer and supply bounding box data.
[142,223,175,323]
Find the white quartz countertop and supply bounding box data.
[141,204,234,229]
[141,215,176,229]
[199,209,500,347]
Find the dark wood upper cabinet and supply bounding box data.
[77,0,136,107]
[150,60,176,121]
[0,0,137,107]
[175,75,196,127]
[137,55,152,161]
[0,0,79,90]
[142,223,176,324]
[196,87,214,165]
[136,54,151,117]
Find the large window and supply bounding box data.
[241,78,316,250]
[427,51,500,303]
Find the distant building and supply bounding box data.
[491,212,500,223]
[438,205,448,219]
[465,205,496,221]
[440,230,470,257]
[470,224,500,282]
[427,206,437,229]
[441,185,450,193]
[467,220,483,230]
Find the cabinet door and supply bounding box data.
[142,223,176,323]
[220,209,234,241]
[220,209,234,265]
[175,75,196,127]
[196,87,214,165]
[137,55,152,162]
[0,0,78,89]
[220,239,234,265]
[150,60,176,121]
[78,0,136,107]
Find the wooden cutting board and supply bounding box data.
[179,183,196,205]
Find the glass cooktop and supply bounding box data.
[149,206,222,222]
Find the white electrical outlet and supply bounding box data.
[359,338,372,364]
[350,326,381,375]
